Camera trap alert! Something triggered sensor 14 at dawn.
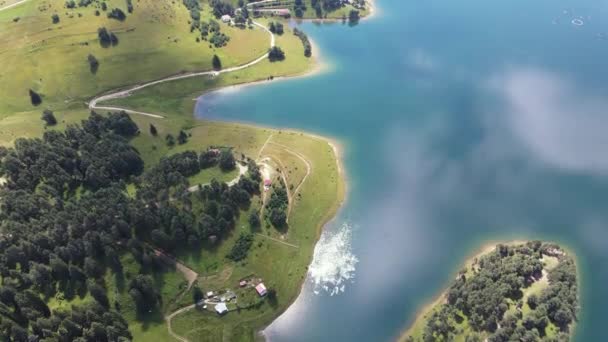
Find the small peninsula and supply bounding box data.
[402,241,579,342]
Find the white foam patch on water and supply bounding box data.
[308,223,358,296]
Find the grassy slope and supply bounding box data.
[103,18,312,120]
[0,0,267,115]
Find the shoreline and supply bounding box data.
[396,239,566,341]
[193,36,332,106]
[291,0,379,24]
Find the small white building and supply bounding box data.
[255,283,267,297]
[221,14,231,23]
[215,303,228,315]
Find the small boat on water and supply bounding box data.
[572,18,584,26]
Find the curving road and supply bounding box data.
[89,21,275,117]
[0,0,28,12]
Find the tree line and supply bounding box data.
[293,28,312,57]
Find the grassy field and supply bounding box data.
[102,17,313,122]
[0,0,268,115]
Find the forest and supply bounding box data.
[405,241,579,342]
[0,111,263,341]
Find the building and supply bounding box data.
[221,14,231,23]
[206,291,214,298]
[215,303,228,315]
[255,283,267,297]
[239,280,247,287]
[264,179,272,190]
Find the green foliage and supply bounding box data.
[210,31,230,48]
[268,22,284,35]
[210,0,234,18]
[166,133,175,146]
[97,27,119,47]
[28,89,42,106]
[219,149,236,171]
[107,8,127,21]
[226,233,254,261]
[41,109,57,126]
[129,275,159,314]
[51,14,60,24]
[268,46,286,62]
[348,9,360,25]
[178,130,189,145]
[293,28,312,57]
[411,242,579,342]
[87,53,99,74]
[149,123,158,136]
[266,186,288,228]
[212,54,222,70]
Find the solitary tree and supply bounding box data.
[348,10,360,25]
[149,124,158,136]
[165,134,175,147]
[268,46,285,62]
[51,14,60,24]
[87,54,99,74]
[41,109,57,126]
[212,54,222,70]
[177,130,188,145]
[29,89,42,106]
[219,150,236,171]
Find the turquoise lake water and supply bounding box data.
[196,0,608,340]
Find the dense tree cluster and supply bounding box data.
[411,242,579,342]
[210,0,234,18]
[268,46,285,62]
[266,186,288,228]
[182,0,202,31]
[226,233,254,261]
[293,28,312,57]
[97,27,118,47]
[210,31,230,48]
[293,0,306,18]
[2,111,141,192]
[41,109,57,126]
[0,111,264,340]
[0,112,144,340]
[107,8,126,21]
[268,22,284,35]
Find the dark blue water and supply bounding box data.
[196,0,608,340]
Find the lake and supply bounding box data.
[195,0,608,340]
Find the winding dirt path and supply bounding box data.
[88,21,275,116]
[266,141,312,219]
[0,0,28,12]
[165,304,196,342]
[187,162,248,192]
